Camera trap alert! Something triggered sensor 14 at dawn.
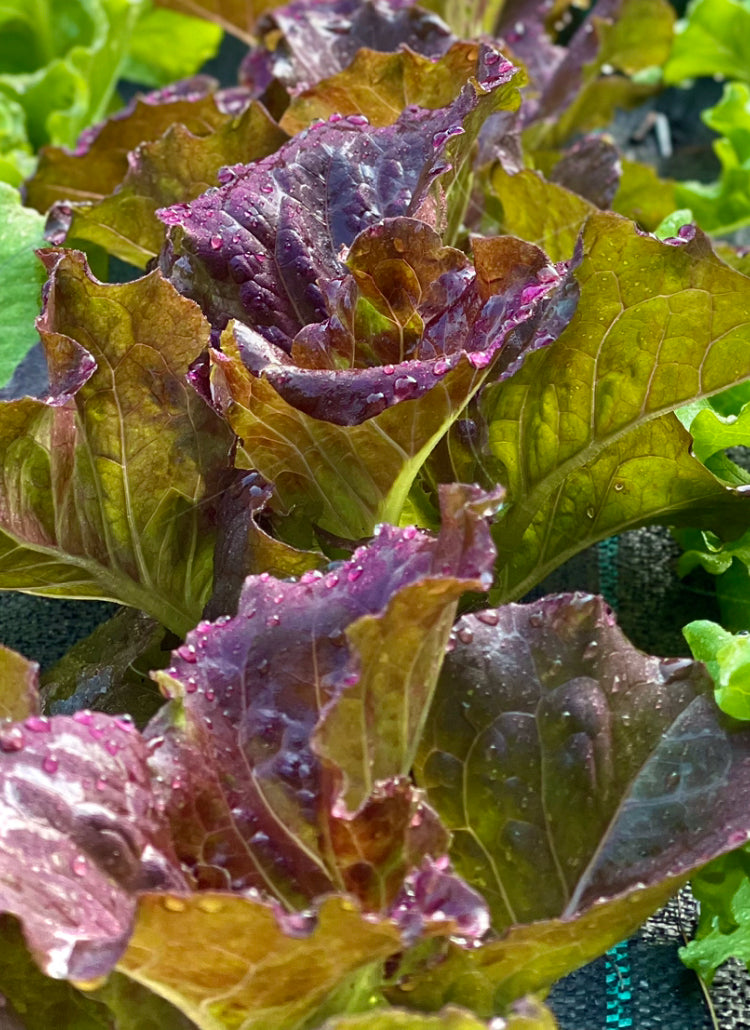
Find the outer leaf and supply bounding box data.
[0,184,48,388]
[680,848,750,984]
[0,710,185,981]
[94,971,200,1030]
[522,0,673,146]
[684,619,750,720]
[611,159,678,232]
[158,48,522,335]
[406,593,750,1005]
[27,76,227,217]
[154,0,288,41]
[319,999,558,1028]
[29,85,287,268]
[0,916,113,1030]
[0,0,147,164]
[482,212,750,601]
[0,251,233,636]
[117,893,403,1030]
[146,485,496,906]
[487,166,594,262]
[0,643,39,722]
[674,82,750,235]
[248,0,454,101]
[663,0,750,85]
[41,607,171,729]
[282,42,480,135]
[122,6,223,88]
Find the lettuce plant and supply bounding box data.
[3,0,750,1027]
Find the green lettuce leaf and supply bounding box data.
[0,916,113,1030]
[472,212,750,602]
[319,999,558,1029]
[0,250,233,636]
[0,183,48,388]
[120,6,222,88]
[674,82,750,235]
[684,619,750,720]
[0,0,222,185]
[674,393,750,630]
[663,0,750,86]
[680,847,750,984]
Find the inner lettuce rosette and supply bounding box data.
[154,45,580,542]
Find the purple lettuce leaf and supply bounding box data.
[548,136,622,210]
[0,251,233,637]
[209,226,577,540]
[395,593,750,1008]
[144,484,496,907]
[0,709,185,982]
[241,0,454,98]
[517,0,674,144]
[158,45,521,339]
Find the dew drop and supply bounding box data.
[347,566,363,582]
[209,236,222,250]
[42,755,59,774]
[25,716,50,733]
[185,677,198,694]
[585,507,596,519]
[95,777,107,791]
[383,364,395,375]
[205,689,216,702]
[394,375,417,396]
[71,855,88,877]
[613,481,624,492]
[457,626,474,645]
[197,896,224,914]
[0,726,24,752]
[73,710,93,725]
[266,613,280,627]
[105,740,120,756]
[177,644,198,664]
[163,896,187,913]
[476,610,499,626]
[259,182,273,194]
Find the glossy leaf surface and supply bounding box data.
[146,485,496,904]
[407,593,750,1004]
[0,710,184,981]
[483,213,750,601]
[0,251,233,635]
[159,48,521,335]
[118,893,402,1030]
